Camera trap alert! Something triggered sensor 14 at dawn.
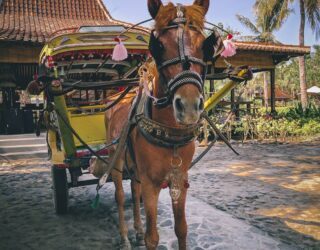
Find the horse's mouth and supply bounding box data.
[175,113,200,126]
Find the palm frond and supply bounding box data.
[269,0,293,31]
[305,0,320,39]
[254,0,276,16]
[236,14,261,35]
[254,0,292,32]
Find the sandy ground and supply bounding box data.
[0,138,319,249]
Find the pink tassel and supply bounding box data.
[221,34,237,58]
[112,37,128,61]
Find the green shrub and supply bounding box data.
[282,102,320,120]
[301,120,320,136]
[207,101,319,142]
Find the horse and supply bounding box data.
[105,0,223,249]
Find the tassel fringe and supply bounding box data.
[221,34,237,58]
[112,37,128,61]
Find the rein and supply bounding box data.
[92,6,246,200]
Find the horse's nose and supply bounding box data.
[174,96,204,113]
[173,95,204,124]
[174,97,185,113]
[197,96,204,112]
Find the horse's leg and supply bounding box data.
[141,178,160,250]
[111,160,131,249]
[172,188,188,250]
[131,177,144,245]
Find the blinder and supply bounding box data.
[149,31,164,64]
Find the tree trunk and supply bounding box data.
[299,0,308,111]
[263,71,269,110]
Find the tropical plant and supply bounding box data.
[276,44,320,97]
[254,0,320,111]
[297,0,320,111]
[237,0,292,43]
[236,1,292,110]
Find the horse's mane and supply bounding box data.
[155,3,205,31]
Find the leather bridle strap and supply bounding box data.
[167,70,203,93]
[154,69,204,108]
[153,6,208,108]
[158,56,206,70]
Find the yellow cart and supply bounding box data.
[37,25,149,214]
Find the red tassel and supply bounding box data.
[112,37,128,61]
[221,34,237,58]
[160,181,169,189]
[46,56,54,68]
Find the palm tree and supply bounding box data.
[236,1,291,110]
[254,0,320,111]
[297,0,319,111]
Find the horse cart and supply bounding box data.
[26,2,256,248]
[32,25,150,214]
[30,24,251,217]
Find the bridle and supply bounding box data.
[149,4,209,108]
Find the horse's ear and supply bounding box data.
[148,0,163,19]
[193,0,210,15]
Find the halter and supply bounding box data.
[113,4,228,108]
[151,4,208,108]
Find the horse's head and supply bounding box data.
[148,0,222,125]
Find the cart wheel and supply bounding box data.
[51,165,69,214]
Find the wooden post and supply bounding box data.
[209,65,215,99]
[270,69,276,114]
[231,88,235,111]
[210,80,215,94]
[205,66,214,144]
[247,102,251,114]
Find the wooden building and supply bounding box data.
[212,41,310,114]
[0,0,131,134]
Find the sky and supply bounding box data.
[104,0,318,47]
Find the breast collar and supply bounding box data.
[135,95,201,148]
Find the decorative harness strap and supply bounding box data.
[153,4,207,108]
[135,96,201,148]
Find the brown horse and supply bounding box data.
[105,0,222,249]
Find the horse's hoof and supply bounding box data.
[136,233,145,246]
[119,238,131,250]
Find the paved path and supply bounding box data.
[0,135,319,249]
[190,139,320,249]
[0,162,284,250]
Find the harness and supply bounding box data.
[149,4,208,108]
[136,96,201,148]
[91,5,252,203]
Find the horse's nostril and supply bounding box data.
[199,97,204,111]
[175,98,184,112]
